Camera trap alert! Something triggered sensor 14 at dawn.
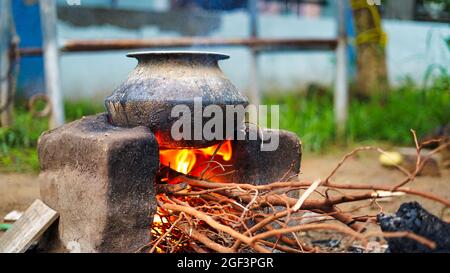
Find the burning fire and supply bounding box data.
[159,140,232,175]
[151,140,233,252]
[160,149,197,174]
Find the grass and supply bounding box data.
[348,79,449,145]
[0,75,448,173]
[264,75,450,153]
[265,88,336,152]
[0,101,104,172]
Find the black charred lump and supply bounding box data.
[377,202,450,253]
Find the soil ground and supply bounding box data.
[0,173,40,219]
[1,149,449,248]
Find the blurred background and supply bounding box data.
[0,0,449,172]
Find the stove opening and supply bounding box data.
[158,140,233,178]
[151,140,235,253]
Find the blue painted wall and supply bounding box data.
[12,0,45,97]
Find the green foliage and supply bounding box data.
[348,75,449,145]
[265,90,336,153]
[0,147,40,173]
[264,74,450,153]
[0,101,104,173]
[65,100,105,122]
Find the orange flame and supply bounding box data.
[159,140,232,175]
[198,140,232,161]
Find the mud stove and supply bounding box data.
[37,51,302,252]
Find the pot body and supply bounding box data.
[105,51,249,148]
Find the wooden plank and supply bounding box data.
[40,0,65,129]
[0,199,58,253]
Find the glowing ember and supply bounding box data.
[159,140,232,175]
[151,197,189,253]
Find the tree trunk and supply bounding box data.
[351,0,389,98]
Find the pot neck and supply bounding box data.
[128,51,229,68]
[135,55,220,68]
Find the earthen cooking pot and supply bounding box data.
[105,51,248,148]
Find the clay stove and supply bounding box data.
[37,51,302,253]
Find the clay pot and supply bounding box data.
[105,51,248,148]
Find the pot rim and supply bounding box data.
[126,50,230,60]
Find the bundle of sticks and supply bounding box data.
[148,130,449,253]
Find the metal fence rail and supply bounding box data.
[18,37,338,56]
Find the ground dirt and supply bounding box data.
[0,173,40,219]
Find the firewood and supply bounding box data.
[147,132,450,253]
